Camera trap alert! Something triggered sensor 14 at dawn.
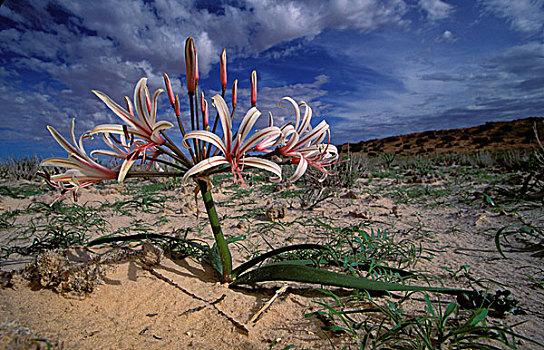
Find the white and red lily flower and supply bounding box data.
[41,119,117,191]
[89,131,157,181]
[89,77,174,181]
[276,97,338,181]
[90,78,173,145]
[181,95,282,184]
[253,112,282,153]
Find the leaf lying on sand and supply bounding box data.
[232,263,469,295]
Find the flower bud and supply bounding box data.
[195,52,199,85]
[163,73,176,107]
[184,37,198,95]
[250,70,257,107]
[124,96,134,116]
[201,92,209,129]
[232,79,238,109]
[174,94,181,117]
[220,48,227,91]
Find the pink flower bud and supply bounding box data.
[250,70,257,107]
[201,92,209,129]
[232,79,238,109]
[184,37,198,95]
[124,96,134,116]
[163,73,176,107]
[174,94,181,117]
[195,52,199,85]
[220,48,227,91]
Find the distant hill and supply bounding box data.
[339,117,544,156]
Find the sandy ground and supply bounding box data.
[0,168,543,349]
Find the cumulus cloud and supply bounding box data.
[0,0,409,146]
[481,0,544,33]
[418,0,454,20]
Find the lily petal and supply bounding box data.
[118,157,137,183]
[239,157,282,182]
[134,78,153,132]
[183,130,228,155]
[89,124,149,139]
[294,120,329,149]
[211,95,232,150]
[298,101,312,134]
[233,107,261,149]
[289,154,308,182]
[281,97,300,131]
[92,90,141,130]
[238,127,282,156]
[150,88,164,125]
[90,149,127,158]
[182,156,230,183]
[41,158,91,172]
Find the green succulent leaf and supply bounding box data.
[232,263,469,294]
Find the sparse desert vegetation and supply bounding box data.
[1,121,543,348]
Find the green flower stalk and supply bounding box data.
[197,178,232,282]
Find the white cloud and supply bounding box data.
[436,30,456,42]
[55,0,409,75]
[418,0,454,20]
[481,0,544,33]
[0,0,408,144]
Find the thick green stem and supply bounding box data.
[197,179,232,282]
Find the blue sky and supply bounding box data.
[0,0,543,159]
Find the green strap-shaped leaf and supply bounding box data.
[231,243,327,277]
[232,263,469,295]
[232,243,413,278]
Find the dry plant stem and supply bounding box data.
[249,284,288,324]
[147,268,248,334]
[197,178,232,282]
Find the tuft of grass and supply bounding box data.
[254,220,421,282]
[0,184,48,198]
[306,290,539,349]
[1,201,108,259]
[105,193,170,215]
[387,184,452,205]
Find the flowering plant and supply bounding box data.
[42,36,466,295]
